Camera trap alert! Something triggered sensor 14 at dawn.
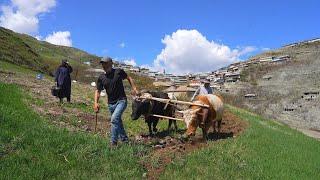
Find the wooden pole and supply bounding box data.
[150,114,184,121]
[94,112,98,132]
[142,97,209,108]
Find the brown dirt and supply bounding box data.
[0,70,110,134]
[139,109,248,180]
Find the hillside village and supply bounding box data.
[85,40,320,95]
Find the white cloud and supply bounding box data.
[44,31,72,47]
[119,42,125,48]
[0,0,56,35]
[152,29,256,74]
[237,46,257,56]
[35,35,42,40]
[123,59,137,66]
[262,47,271,51]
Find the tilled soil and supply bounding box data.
[137,109,248,180]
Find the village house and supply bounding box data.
[283,38,320,48]
[164,85,196,98]
[224,72,241,82]
[302,91,319,101]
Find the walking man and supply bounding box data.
[55,60,73,103]
[93,57,138,147]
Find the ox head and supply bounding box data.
[178,108,201,136]
[131,93,152,120]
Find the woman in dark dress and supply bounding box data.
[55,60,73,103]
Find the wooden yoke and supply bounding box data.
[141,96,210,108]
[149,114,184,121]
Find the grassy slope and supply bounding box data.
[1,81,320,179]
[0,83,146,179]
[1,60,320,179]
[0,27,100,75]
[161,105,320,179]
[0,28,47,73]
[0,61,166,134]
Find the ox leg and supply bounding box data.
[167,119,172,131]
[147,119,153,136]
[153,119,159,134]
[202,128,208,140]
[217,120,222,134]
[148,123,153,136]
[167,120,177,132]
[173,120,178,131]
[212,120,217,133]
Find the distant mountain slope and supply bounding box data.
[0,27,100,75]
[223,39,320,132]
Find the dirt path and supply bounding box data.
[139,110,248,180]
[296,128,320,140]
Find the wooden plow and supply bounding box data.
[139,96,209,122]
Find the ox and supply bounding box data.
[179,94,224,139]
[131,91,178,135]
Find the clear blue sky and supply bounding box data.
[1,0,320,67]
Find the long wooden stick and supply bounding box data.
[150,114,184,121]
[142,97,209,108]
[94,112,98,132]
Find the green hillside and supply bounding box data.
[0,27,156,89]
[1,82,320,179]
[0,27,100,75]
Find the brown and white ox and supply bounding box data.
[179,94,224,139]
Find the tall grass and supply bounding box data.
[0,83,147,179]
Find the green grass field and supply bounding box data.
[1,82,320,179]
[161,106,320,179]
[0,83,146,179]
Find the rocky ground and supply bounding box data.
[222,44,320,138]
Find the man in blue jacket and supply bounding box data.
[55,60,73,103]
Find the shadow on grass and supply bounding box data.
[155,129,186,138]
[207,132,234,141]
